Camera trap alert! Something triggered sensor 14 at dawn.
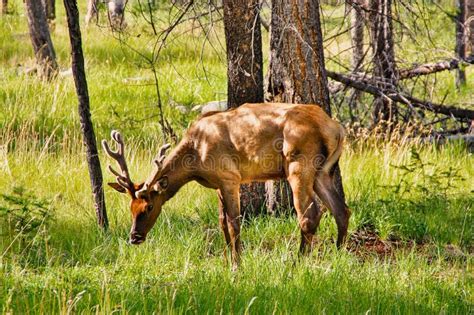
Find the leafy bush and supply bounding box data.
[0,187,54,265]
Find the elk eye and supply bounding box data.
[145,205,153,213]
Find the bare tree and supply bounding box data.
[85,0,99,25]
[1,0,7,15]
[266,0,347,216]
[63,0,108,229]
[455,0,467,87]
[222,0,266,216]
[42,0,55,22]
[369,0,397,124]
[85,0,127,30]
[25,0,58,80]
[348,0,366,119]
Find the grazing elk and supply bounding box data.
[103,103,350,269]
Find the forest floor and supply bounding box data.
[0,1,473,313]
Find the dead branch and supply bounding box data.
[399,56,474,80]
[327,70,474,120]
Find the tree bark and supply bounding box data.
[348,0,366,119]
[85,0,99,25]
[223,0,266,216]
[42,0,55,22]
[369,0,397,124]
[25,0,58,80]
[455,0,467,87]
[63,0,109,229]
[267,0,346,214]
[1,0,7,15]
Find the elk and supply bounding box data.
[103,102,350,269]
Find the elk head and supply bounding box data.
[102,130,170,245]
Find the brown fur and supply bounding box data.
[107,103,351,268]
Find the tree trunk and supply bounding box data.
[455,0,467,87]
[266,0,346,214]
[1,0,7,15]
[42,0,55,22]
[223,0,266,216]
[351,1,365,72]
[85,0,99,25]
[348,0,366,120]
[25,0,58,80]
[369,0,397,125]
[63,0,109,229]
[107,0,127,31]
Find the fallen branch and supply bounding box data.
[333,57,474,84]
[327,70,474,120]
[399,56,474,79]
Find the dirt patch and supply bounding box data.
[347,227,470,264]
[348,227,401,259]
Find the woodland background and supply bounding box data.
[0,0,473,313]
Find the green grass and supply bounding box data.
[0,0,473,313]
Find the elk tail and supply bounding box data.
[321,124,345,175]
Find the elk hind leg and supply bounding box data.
[314,172,351,248]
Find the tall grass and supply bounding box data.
[0,0,473,313]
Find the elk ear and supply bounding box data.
[108,182,127,193]
[154,176,169,191]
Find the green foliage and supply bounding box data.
[0,187,54,266]
[390,147,465,198]
[0,186,52,236]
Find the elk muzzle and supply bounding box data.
[129,231,146,245]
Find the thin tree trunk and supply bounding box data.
[85,0,99,25]
[455,0,467,87]
[42,0,55,22]
[107,0,127,30]
[267,0,346,214]
[369,0,397,125]
[351,1,365,72]
[348,0,366,120]
[1,0,7,15]
[223,0,266,216]
[25,0,58,80]
[63,0,108,229]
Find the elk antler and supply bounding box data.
[147,143,171,186]
[136,142,171,199]
[153,143,171,172]
[102,130,135,192]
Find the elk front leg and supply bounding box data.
[220,183,242,270]
[217,189,231,264]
